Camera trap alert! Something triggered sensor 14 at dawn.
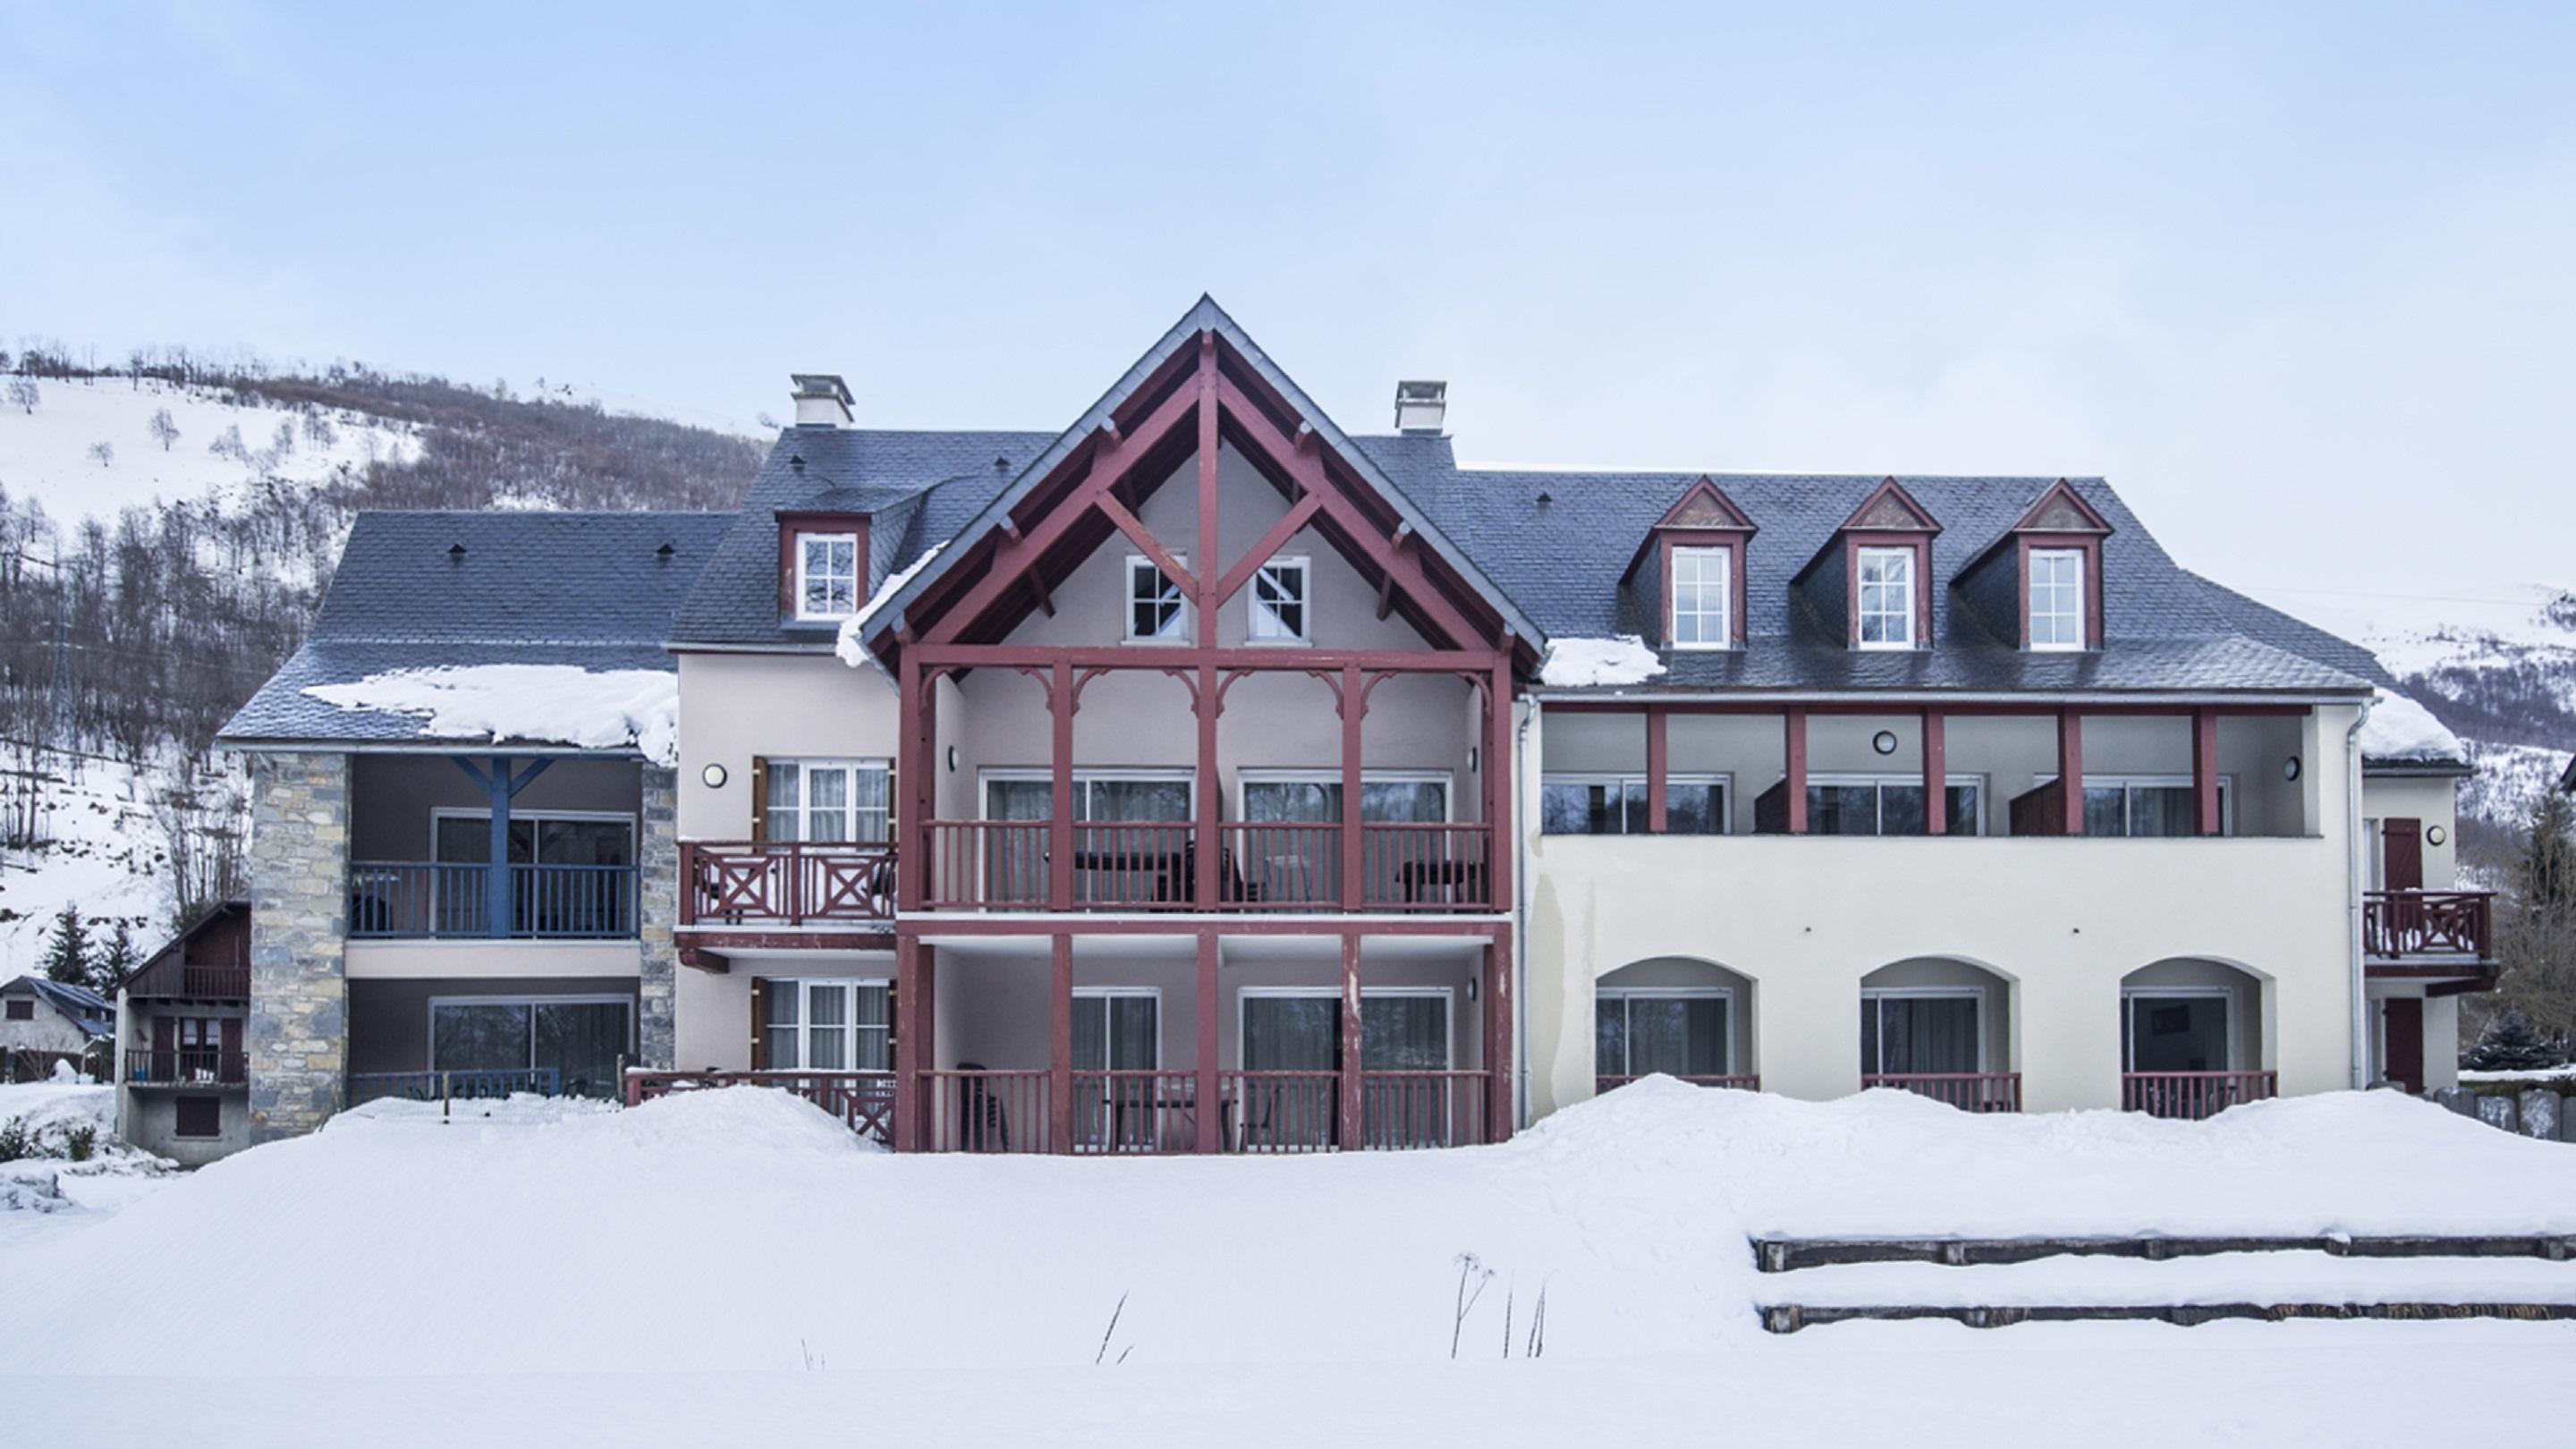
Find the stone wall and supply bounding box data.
[636,763,678,1070]
[246,751,349,1141]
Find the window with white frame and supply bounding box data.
[1540,774,1729,835]
[2029,548,2085,650]
[1250,556,1310,642]
[1072,988,1161,1071]
[1860,989,1984,1076]
[759,979,892,1072]
[1856,547,1915,648]
[2123,989,2233,1073]
[796,532,860,620]
[763,759,893,843]
[1125,555,1191,642]
[1804,774,1985,836]
[2076,775,2230,838]
[1671,546,1731,649]
[429,995,632,1098]
[1596,989,1732,1078]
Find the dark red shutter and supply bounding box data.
[749,978,768,1071]
[2382,818,2424,892]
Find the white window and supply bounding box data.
[1860,988,1986,1076]
[2029,548,2085,650]
[1670,546,1731,649]
[1856,547,1915,648]
[1540,774,1730,835]
[2072,775,2231,838]
[1596,989,1733,1078]
[1250,556,1310,642]
[2122,988,2233,1073]
[1125,555,1190,643]
[759,979,892,1072]
[1072,987,1161,1071]
[796,532,860,620]
[1804,775,1986,836]
[764,759,893,843]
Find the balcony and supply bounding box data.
[2364,890,2495,962]
[124,960,250,1001]
[1863,1072,2023,1112]
[907,1068,1495,1154]
[1596,1073,1762,1094]
[680,841,896,928]
[918,820,1497,913]
[348,861,639,939]
[2122,1070,2277,1120]
[125,1048,246,1088]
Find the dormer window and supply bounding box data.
[796,532,861,619]
[2029,548,2085,650]
[1671,547,1731,649]
[1126,555,1191,642]
[1856,547,1916,648]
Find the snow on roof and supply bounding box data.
[835,543,944,671]
[1538,635,1667,689]
[2361,689,2468,766]
[303,665,680,766]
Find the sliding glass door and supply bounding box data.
[1237,990,1453,1148]
[983,773,1195,904]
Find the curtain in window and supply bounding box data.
[1241,996,1337,1072]
[852,984,892,1071]
[806,984,849,1069]
[766,763,804,843]
[2081,786,2128,837]
[763,979,801,1071]
[1362,996,1450,1071]
[532,1002,629,1097]
[1868,996,1981,1075]
[2130,786,2197,838]
[984,779,1054,905]
[1626,996,1728,1077]
[1595,997,1629,1077]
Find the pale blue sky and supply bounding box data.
[4,2,2571,626]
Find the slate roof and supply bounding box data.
[5,976,114,1037]
[220,512,729,748]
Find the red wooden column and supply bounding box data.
[2058,709,2086,836]
[2193,708,2223,836]
[894,933,921,1150]
[1049,660,1075,911]
[1922,708,1947,835]
[1196,663,1220,909]
[1487,655,1513,909]
[1339,930,1365,1150]
[1195,928,1221,1153]
[1483,930,1513,1143]
[1645,705,1670,834]
[1049,933,1073,1155]
[896,653,927,911]
[1340,664,1364,910]
[1784,708,1809,834]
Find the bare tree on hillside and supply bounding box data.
[6,377,36,413]
[87,441,114,468]
[148,408,180,452]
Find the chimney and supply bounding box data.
[791,373,854,428]
[1394,379,1447,435]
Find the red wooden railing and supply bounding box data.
[1595,1073,1762,1094]
[124,1048,246,1086]
[682,842,896,927]
[623,1070,896,1144]
[1864,1072,2023,1113]
[2363,890,2494,960]
[1071,1070,1199,1153]
[1220,1071,1341,1152]
[1360,1071,1491,1149]
[2122,1070,2277,1121]
[918,1069,1052,1153]
[921,819,1498,912]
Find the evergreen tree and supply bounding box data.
[2464,1008,2567,1072]
[38,905,90,987]
[93,921,139,996]
[2518,788,2576,921]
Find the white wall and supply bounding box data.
[675,653,902,841]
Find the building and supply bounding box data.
[1,975,112,1079]
[113,902,253,1165]
[219,297,2488,1150]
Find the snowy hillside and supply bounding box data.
[0,753,181,974]
[0,374,421,523]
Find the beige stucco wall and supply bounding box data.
[1521,700,2366,1116]
[675,652,902,841]
[672,949,896,1071]
[343,939,641,980]
[2359,774,2462,889]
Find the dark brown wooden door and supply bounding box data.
[2382,818,2424,892]
[2384,997,2425,1093]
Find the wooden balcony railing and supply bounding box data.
[921,820,1499,913]
[124,1048,245,1086]
[1863,1072,2023,1113]
[917,1068,1053,1153]
[1595,1073,1762,1094]
[1072,1070,1199,1154]
[681,842,896,927]
[348,861,638,939]
[624,1070,895,1144]
[2122,1070,2277,1120]
[2364,890,2495,961]
[123,961,250,1000]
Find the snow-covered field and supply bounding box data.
[1,1080,2572,1445]
[0,752,172,972]
[0,1080,175,1252]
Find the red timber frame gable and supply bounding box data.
[1821,479,1940,650]
[868,326,1530,1153]
[1628,476,1754,649]
[2002,481,2111,651]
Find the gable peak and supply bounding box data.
[1656,476,1757,532]
[1837,477,1941,534]
[2010,479,2114,536]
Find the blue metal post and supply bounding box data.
[487,755,513,938]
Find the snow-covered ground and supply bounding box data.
[0,1080,177,1252]
[0,374,419,523]
[1,1080,2572,1445]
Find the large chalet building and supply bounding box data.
[208,297,2489,1156]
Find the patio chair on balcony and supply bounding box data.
[956,1062,1009,1151]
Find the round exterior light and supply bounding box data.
[947,746,962,773]
[1872,730,1900,756]
[700,763,728,789]
[2428,825,2448,847]
[2283,757,2301,782]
